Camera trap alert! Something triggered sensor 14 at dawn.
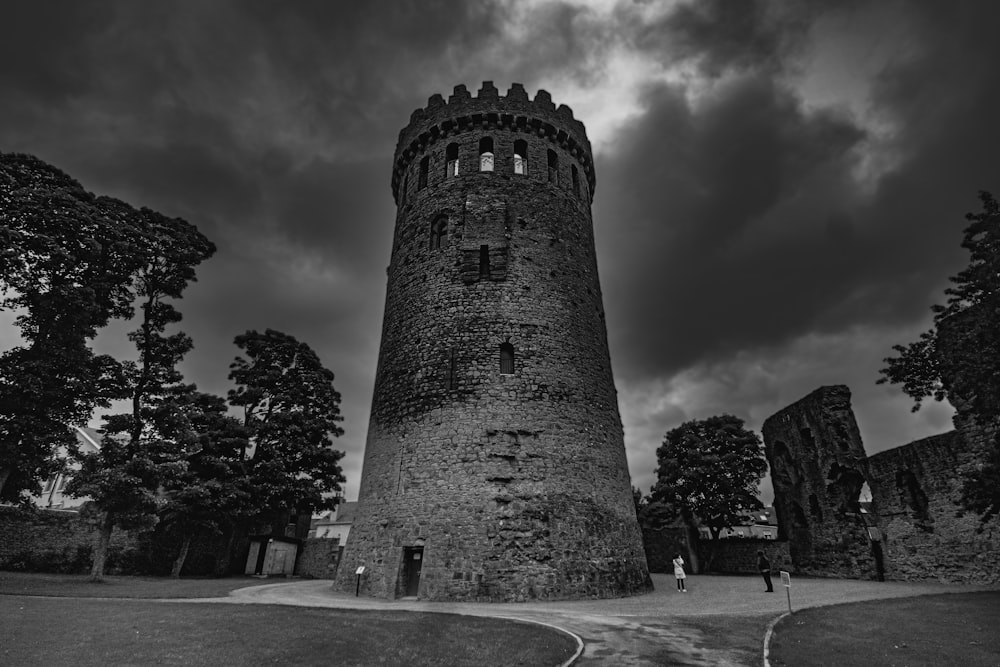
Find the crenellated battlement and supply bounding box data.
[392,82,596,202]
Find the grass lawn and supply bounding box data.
[0,596,577,666]
[0,571,273,598]
[769,592,1000,667]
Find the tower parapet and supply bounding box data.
[392,82,596,204]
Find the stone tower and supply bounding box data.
[335,82,652,601]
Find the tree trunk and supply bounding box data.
[90,514,114,582]
[214,525,236,577]
[171,534,192,578]
[0,469,10,497]
[683,523,701,574]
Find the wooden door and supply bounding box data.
[403,547,423,597]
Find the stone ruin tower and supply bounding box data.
[335,82,652,601]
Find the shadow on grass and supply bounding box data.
[769,592,1000,667]
[1,596,577,667]
[0,571,275,598]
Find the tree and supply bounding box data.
[0,153,145,502]
[879,191,1000,521]
[154,387,250,578]
[228,329,346,524]
[650,415,767,541]
[67,210,215,581]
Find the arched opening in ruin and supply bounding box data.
[446,143,459,177]
[826,462,866,515]
[896,469,932,530]
[547,149,558,184]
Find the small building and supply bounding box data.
[310,501,357,543]
[33,427,101,510]
[698,507,778,540]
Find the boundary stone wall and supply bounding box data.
[0,506,142,574]
[296,538,342,579]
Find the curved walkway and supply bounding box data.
[212,574,998,666]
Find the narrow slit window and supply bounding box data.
[418,156,429,189]
[446,143,459,177]
[479,244,490,278]
[400,173,408,204]
[513,139,528,175]
[499,342,514,374]
[479,137,494,172]
[430,216,448,250]
[446,348,457,390]
[571,164,580,195]
[547,149,558,184]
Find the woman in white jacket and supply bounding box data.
[672,553,687,592]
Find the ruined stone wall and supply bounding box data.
[336,83,651,601]
[868,427,1000,583]
[762,386,881,579]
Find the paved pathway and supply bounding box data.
[212,574,998,665]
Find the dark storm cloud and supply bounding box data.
[632,0,818,77]
[597,75,868,379]
[597,0,1000,386]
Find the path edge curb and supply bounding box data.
[762,611,790,667]
[493,615,585,667]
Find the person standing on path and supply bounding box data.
[672,553,687,592]
[757,550,774,592]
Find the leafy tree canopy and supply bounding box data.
[229,329,345,517]
[879,191,999,417]
[650,415,767,540]
[879,191,1000,521]
[0,152,147,502]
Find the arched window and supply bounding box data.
[479,137,494,172]
[547,149,558,184]
[418,156,429,189]
[513,139,528,175]
[430,216,448,250]
[499,342,514,374]
[446,143,459,177]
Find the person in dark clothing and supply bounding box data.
[757,550,774,592]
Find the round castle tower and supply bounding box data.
[336,82,652,601]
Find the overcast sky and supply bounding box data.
[3,0,997,502]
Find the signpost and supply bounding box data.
[355,566,365,597]
[780,570,792,614]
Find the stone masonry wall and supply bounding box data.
[762,386,881,579]
[336,83,651,601]
[0,506,142,574]
[698,540,793,576]
[868,427,1000,583]
[296,538,342,579]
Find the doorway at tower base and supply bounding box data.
[335,494,654,602]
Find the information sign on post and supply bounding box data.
[355,566,366,597]
[779,570,792,614]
